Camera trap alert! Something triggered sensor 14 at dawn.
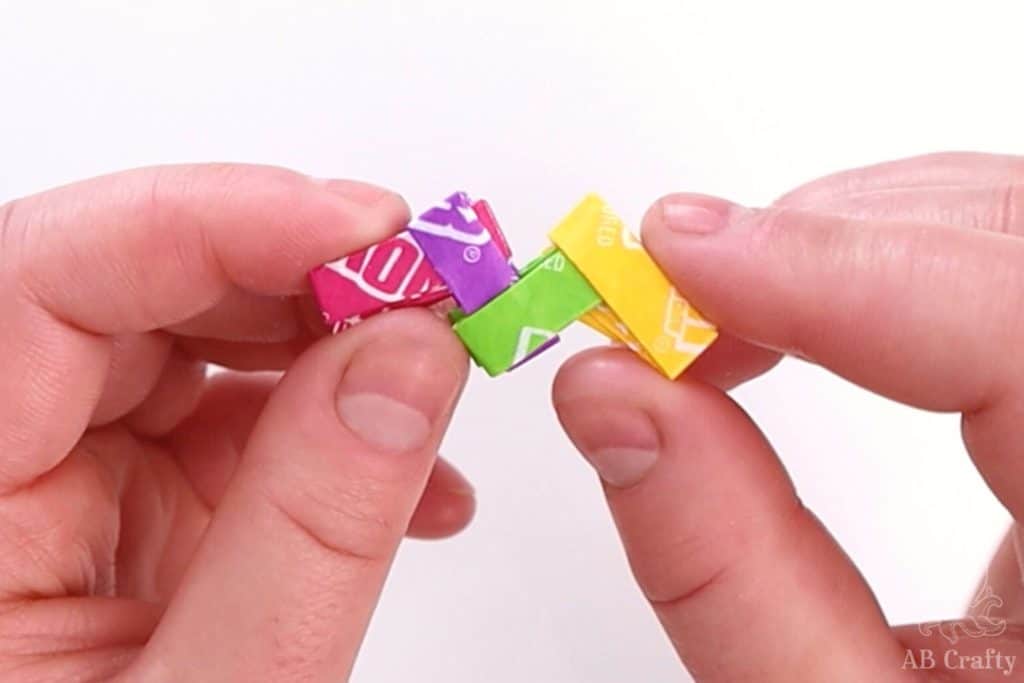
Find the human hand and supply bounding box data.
[0,165,472,682]
[552,152,1024,681]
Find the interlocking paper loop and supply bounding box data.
[550,195,718,378]
[451,248,600,376]
[309,231,449,332]
[408,192,517,314]
[309,192,718,378]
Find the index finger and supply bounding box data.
[0,164,408,490]
[5,164,409,334]
[641,193,1024,519]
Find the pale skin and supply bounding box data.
[0,153,1020,681]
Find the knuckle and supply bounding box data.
[745,205,796,249]
[263,475,399,565]
[183,162,308,210]
[144,162,308,284]
[639,498,810,612]
[997,183,1022,234]
[140,163,286,221]
[138,166,184,228]
[140,166,227,294]
[634,530,730,606]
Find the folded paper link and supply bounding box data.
[472,199,513,262]
[309,193,516,333]
[309,192,717,378]
[408,192,518,314]
[451,249,601,376]
[309,231,449,333]
[550,194,718,379]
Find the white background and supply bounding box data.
[1,1,1021,681]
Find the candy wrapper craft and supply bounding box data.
[309,192,718,378]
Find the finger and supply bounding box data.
[177,336,317,371]
[166,289,329,344]
[93,334,207,433]
[0,165,406,491]
[553,349,912,682]
[642,193,1024,521]
[780,184,1024,236]
[406,458,476,539]
[8,167,407,331]
[169,372,475,539]
[680,331,781,391]
[167,373,278,510]
[0,597,160,681]
[91,332,174,426]
[776,151,1024,207]
[164,288,311,343]
[131,310,467,682]
[122,348,207,437]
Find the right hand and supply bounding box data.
[552,152,1024,681]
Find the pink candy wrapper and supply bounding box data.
[309,231,449,332]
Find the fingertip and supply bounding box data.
[553,346,657,405]
[318,179,412,244]
[313,179,408,212]
[407,498,475,539]
[640,193,741,243]
[553,346,737,424]
[554,348,676,489]
[123,350,207,437]
[406,478,476,540]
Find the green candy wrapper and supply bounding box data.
[452,249,601,376]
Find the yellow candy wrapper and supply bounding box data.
[579,304,662,367]
[550,195,717,378]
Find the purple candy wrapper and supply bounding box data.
[408,192,517,314]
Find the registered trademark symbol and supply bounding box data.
[463,245,481,263]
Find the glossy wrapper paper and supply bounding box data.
[452,249,600,376]
[550,194,718,378]
[310,193,515,332]
[472,198,513,262]
[408,192,518,314]
[309,231,449,332]
[309,191,714,380]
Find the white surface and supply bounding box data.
[1,1,1020,680]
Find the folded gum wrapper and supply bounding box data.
[549,194,718,378]
[451,249,600,376]
[308,192,718,378]
[407,192,518,315]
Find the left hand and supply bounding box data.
[0,164,474,682]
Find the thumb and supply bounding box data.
[127,310,468,683]
[552,349,909,682]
